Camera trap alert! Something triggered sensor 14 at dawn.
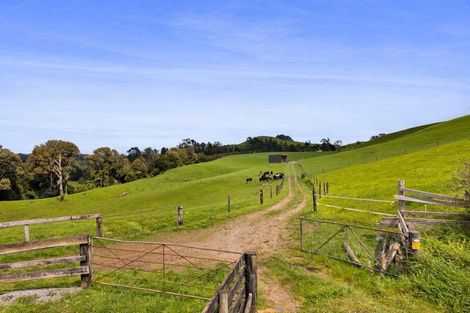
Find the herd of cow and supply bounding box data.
[245,171,285,183]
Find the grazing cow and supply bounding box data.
[273,173,284,180]
[245,177,253,183]
[259,171,272,182]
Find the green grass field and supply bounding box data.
[0,152,318,243]
[0,115,469,312]
[267,115,470,313]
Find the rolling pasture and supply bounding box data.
[0,152,314,243]
[273,115,470,312]
[0,115,469,312]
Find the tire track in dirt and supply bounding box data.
[158,162,308,312]
[94,163,308,312]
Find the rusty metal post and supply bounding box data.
[162,244,166,291]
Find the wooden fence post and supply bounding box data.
[177,206,184,226]
[323,181,326,196]
[326,181,329,194]
[80,236,92,288]
[398,180,405,212]
[259,189,263,205]
[227,195,231,212]
[219,288,229,313]
[270,185,273,199]
[313,186,317,212]
[244,251,257,311]
[318,181,322,199]
[95,216,103,237]
[24,225,30,242]
[276,185,279,196]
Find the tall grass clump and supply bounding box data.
[400,225,470,313]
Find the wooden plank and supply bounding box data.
[403,210,470,218]
[396,211,409,236]
[201,296,218,313]
[220,256,245,290]
[0,236,88,255]
[394,195,470,208]
[396,222,407,242]
[0,266,89,283]
[24,225,30,242]
[219,289,229,313]
[378,217,470,227]
[0,214,101,228]
[378,242,401,272]
[400,188,467,203]
[229,286,246,313]
[342,242,362,267]
[0,255,85,270]
[243,293,253,313]
[377,218,398,227]
[203,255,245,313]
[228,269,245,303]
[398,180,405,211]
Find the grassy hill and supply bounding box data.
[270,115,470,312]
[0,115,469,312]
[0,152,317,243]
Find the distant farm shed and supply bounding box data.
[268,154,288,163]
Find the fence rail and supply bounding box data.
[0,214,103,242]
[0,235,92,287]
[396,183,470,209]
[92,237,257,312]
[202,252,257,313]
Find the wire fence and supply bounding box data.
[92,237,242,302]
[300,218,408,276]
[321,195,395,204]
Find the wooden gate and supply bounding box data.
[0,235,92,288]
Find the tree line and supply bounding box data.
[0,135,342,201]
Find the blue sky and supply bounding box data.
[0,0,469,153]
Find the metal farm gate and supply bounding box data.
[92,237,257,312]
[300,218,409,276]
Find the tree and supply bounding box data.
[128,157,148,180]
[127,147,141,162]
[87,147,128,187]
[0,145,24,200]
[142,147,159,175]
[276,134,293,141]
[320,138,333,151]
[334,140,343,152]
[27,140,79,201]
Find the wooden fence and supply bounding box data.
[378,180,470,258]
[395,180,470,210]
[0,214,103,242]
[202,251,257,313]
[0,235,92,288]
